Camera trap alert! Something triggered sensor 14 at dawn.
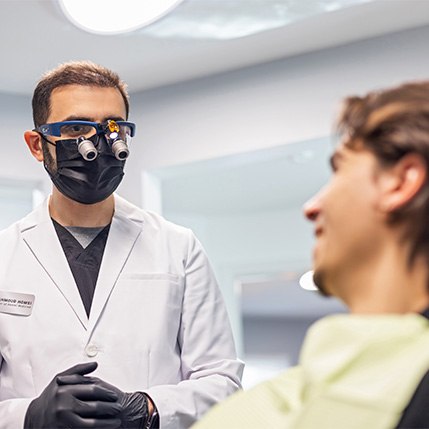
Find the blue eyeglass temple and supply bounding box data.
[37,120,136,137]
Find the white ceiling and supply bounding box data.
[2,0,429,96]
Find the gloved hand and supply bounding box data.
[24,361,122,429]
[57,371,150,429]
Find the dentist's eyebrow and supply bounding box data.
[59,116,126,122]
[61,116,95,122]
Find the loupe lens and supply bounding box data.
[77,137,98,161]
[111,139,130,160]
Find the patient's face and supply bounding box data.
[303,143,383,297]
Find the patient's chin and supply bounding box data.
[313,270,331,297]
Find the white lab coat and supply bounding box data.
[0,194,243,429]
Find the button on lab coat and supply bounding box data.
[0,194,243,429]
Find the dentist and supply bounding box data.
[0,61,243,429]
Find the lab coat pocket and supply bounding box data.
[115,272,183,312]
[109,272,184,353]
[120,272,180,282]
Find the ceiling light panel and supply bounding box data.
[59,0,184,35]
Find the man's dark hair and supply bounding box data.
[32,60,130,127]
[336,81,429,265]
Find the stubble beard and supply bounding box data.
[41,140,57,174]
[313,269,332,297]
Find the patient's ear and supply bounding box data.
[377,153,426,213]
[24,131,44,162]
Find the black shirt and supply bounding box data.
[52,219,110,317]
[395,308,429,428]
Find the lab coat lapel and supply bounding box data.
[20,198,88,329]
[88,195,143,331]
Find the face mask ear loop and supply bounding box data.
[35,132,57,173]
[37,132,56,147]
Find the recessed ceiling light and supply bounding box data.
[59,0,184,35]
[299,270,318,291]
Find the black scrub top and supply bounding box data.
[52,219,110,317]
[395,307,429,428]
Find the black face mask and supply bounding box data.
[44,134,125,205]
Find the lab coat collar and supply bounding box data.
[19,193,144,331]
[88,194,143,331]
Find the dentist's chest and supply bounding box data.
[0,235,186,392]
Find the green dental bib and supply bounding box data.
[195,314,429,429]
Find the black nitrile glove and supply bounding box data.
[57,373,150,429]
[24,362,122,429]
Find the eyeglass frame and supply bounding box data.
[36,120,136,138]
